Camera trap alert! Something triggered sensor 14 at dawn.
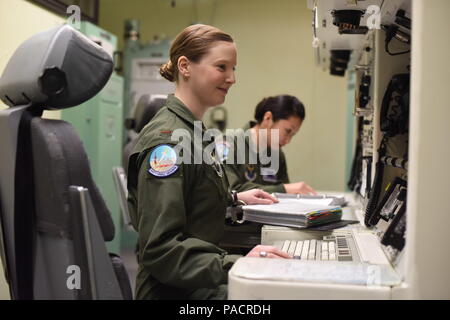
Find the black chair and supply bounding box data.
[111,94,167,265]
[0,25,132,300]
[122,94,166,174]
[112,94,166,230]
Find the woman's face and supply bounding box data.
[187,41,237,108]
[260,112,302,148]
[272,116,302,147]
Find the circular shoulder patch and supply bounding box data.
[215,141,231,163]
[148,145,179,177]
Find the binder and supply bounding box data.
[242,197,343,228]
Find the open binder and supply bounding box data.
[242,195,344,229]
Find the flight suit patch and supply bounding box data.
[159,130,173,138]
[148,145,179,177]
[260,167,278,183]
[244,165,257,182]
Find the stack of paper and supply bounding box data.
[243,198,343,228]
[272,193,347,207]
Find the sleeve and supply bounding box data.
[135,148,241,290]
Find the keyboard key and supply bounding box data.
[329,241,336,253]
[316,240,323,261]
[329,253,337,261]
[294,241,303,259]
[301,240,310,260]
[281,240,290,253]
[321,241,328,252]
[308,239,317,260]
[321,252,329,261]
[287,241,297,257]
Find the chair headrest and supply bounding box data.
[126,94,166,133]
[0,24,113,110]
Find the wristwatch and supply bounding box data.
[229,189,244,223]
[231,190,239,207]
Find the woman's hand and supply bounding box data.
[246,245,292,259]
[237,189,278,205]
[284,182,317,195]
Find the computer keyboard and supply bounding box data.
[274,234,359,262]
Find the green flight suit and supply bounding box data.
[223,121,289,193]
[127,94,241,300]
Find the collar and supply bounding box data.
[166,94,207,131]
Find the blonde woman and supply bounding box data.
[127,24,290,300]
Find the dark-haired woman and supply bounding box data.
[223,94,316,195]
[127,24,290,300]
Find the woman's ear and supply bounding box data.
[177,56,190,79]
[261,111,273,127]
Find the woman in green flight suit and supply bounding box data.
[223,94,317,195]
[127,24,290,300]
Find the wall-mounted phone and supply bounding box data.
[380,182,407,252]
[369,177,407,226]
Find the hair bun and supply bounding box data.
[160,61,175,82]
